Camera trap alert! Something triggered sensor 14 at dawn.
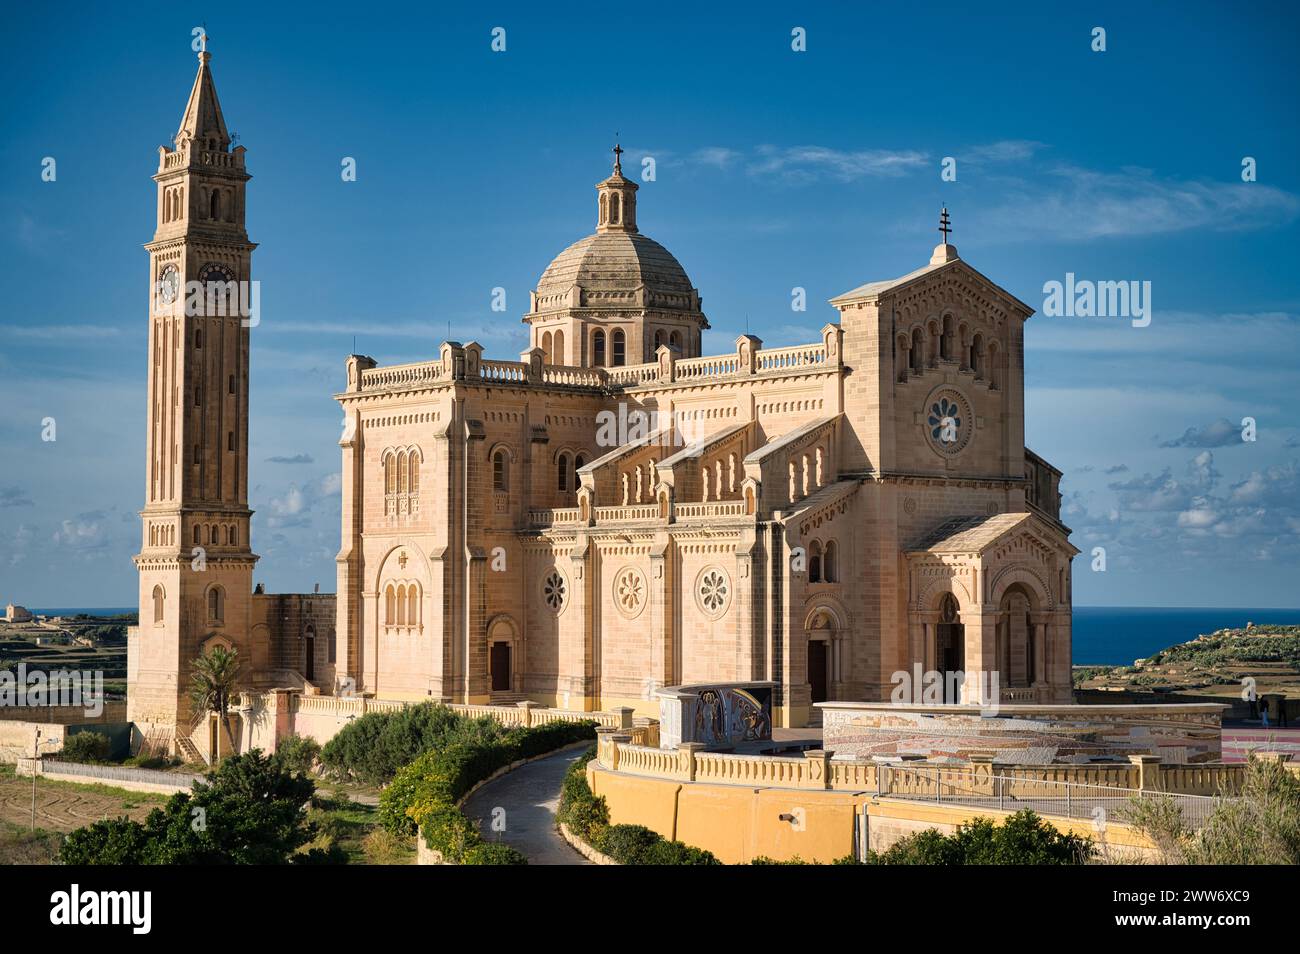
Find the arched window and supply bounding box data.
[669,331,682,353]
[397,450,409,493]
[407,585,419,627]
[385,453,397,494]
[208,585,224,622]
[612,330,626,367]
[193,525,201,544]
[654,330,664,350]
[493,450,509,491]
[823,540,837,583]
[809,541,823,583]
[609,192,621,225]
[599,193,608,225]
[152,585,165,623]
[553,329,564,365]
[575,453,587,471]
[396,584,407,626]
[940,315,954,361]
[910,329,923,372]
[408,451,419,494]
[209,188,220,221]
[557,452,571,492]
[195,329,202,349]
[542,330,553,364]
[385,584,396,625]
[971,334,984,379]
[194,387,201,407]
[593,331,606,366]
[230,525,238,546]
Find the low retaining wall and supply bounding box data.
[17,758,199,795]
[818,701,1227,764]
[238,692,638,753]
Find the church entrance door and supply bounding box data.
[808,640,829,704]
[491,642,511,692]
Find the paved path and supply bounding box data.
[461,747,591,865]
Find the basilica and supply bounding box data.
[129,49,1076,754]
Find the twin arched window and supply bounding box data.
[593,331,606,366]
[207,585,225,622]
[808,539,838,583]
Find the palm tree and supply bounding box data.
[188,646,242,764]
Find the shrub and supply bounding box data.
[864,810,1093,865]
[321,703,508,785]
[60,731,112,763]
[556,748,718,864]
[376,718,597,864]
[361,828,409,865]
[274,734,321,775]
[462,842,528,865]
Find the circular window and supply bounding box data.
[695,565,732,620]
[924,389,973,456]
[541,567,568,614]
[612,566,648,619]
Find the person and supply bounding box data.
[1261,696,1270,729]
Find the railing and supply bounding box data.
[676,355,739,379]
[541,364,605,387]
[604,362,660,387]
[528,507,581,526]
[360,361,445,391]
[756,343,827,372]
[45,759,202,790]
[273,692,622,730]
[878,763,1220,830]
[695,752,807,786]
[479,360,528,383]
[673,500,746,519]
[593,504,660,522]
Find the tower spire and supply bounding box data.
[176,38,230,150]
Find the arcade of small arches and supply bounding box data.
[382,581,424,631]
[383,446,422,517]
[896,313,1001,389]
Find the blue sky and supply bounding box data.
[1,0,1298,608]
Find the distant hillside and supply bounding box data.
[1074,624,1300,698]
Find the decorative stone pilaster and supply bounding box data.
[801,749,833,790]
[1129,754,1163,791]
[677,741,706,781]
[735,334,762,374]
[613,706,635,730]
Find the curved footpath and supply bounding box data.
[461,747,592,865]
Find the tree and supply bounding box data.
[1122,755,1300,864]
[188,645,241,762]
[59,750,318,865]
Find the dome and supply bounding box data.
[533,230,699,314]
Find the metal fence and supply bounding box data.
[44,759,201,790]
[877,763,1221,830]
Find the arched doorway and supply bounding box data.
[487,616,517,694]
[995,583,1040,688]
[935,593,964,703]
[304,624,316,682]
[806,609,837,706]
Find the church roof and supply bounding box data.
[534,230,696,311]
[907,512,1033,554]
[828,242,1035,315]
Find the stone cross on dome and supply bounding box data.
[612,141,623,175]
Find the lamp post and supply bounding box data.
[30,728,61,831]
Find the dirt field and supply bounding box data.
[0,771,165,833]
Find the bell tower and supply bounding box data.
[130,39,258,752]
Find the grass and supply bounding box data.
[308,792,415,865]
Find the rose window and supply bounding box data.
[542,568,567,612]
[696,566,731,619]
[614,567,647,619]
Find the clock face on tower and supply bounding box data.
[199,262,235,285]
[156,264,180,306]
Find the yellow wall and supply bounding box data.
[588,764,1157,864]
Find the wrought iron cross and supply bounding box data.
[939,206,952,244]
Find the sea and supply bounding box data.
[27,605,1300,668]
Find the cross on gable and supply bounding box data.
[939,206,952,244]
[398,551,408,569]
